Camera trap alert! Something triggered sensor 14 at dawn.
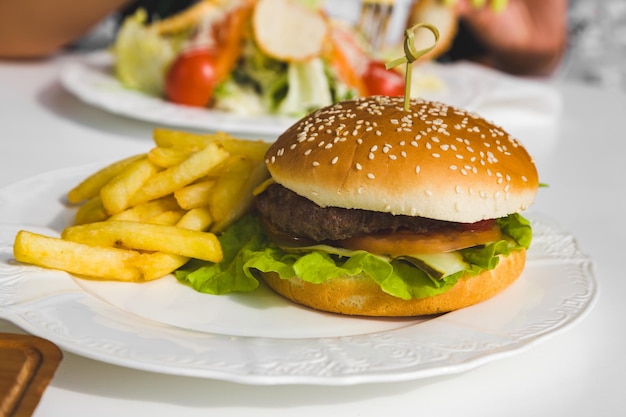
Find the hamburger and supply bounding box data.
[250,95,538,316]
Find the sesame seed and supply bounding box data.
[331,156,339,165]
[312,161,320,167]
[367,173,375,179]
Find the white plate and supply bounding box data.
[0,164,597,385]
[59,52,484,138]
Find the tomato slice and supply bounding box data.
[362,60,405,96]
[338,224,503,256]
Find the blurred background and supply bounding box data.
[74,0,626,92]
[322,0,626,91]
[563,0,626,91]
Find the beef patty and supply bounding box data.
[255,184,467,242]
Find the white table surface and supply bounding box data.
[1,53,625,417]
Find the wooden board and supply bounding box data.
[0,334,62,417]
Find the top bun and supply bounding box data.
[265,96,539,223]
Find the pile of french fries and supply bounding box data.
[13,128,270,282]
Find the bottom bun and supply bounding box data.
[261,249,526,317]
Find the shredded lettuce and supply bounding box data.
[277,58,333,116]
[112,9,186,96]
[216,39,355,117]
[175,212,533,300]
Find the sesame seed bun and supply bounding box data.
[260,248,526,316]
[265,96,538,224]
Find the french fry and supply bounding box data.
[133,252,190,281]
[148,210,186,225]
[16,127,274,283]
[153,128,270,162]
[208,155,254,232]
[66,154,145,204]
[220,138,270,163]
[211,160,270,232]
[61,221,223,263]
[100,157,160,215]
[131,208,215,281]
[176,207,213,231]
[152,128,218,150]
[128,142,229,207]
[174,179,216,209]
[75,196,109,225]
[14,230,143,281]
[108,196,180,222]
[148,146,193,168]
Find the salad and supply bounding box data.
[111,0,407,118]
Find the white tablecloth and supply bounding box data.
[1,53,625,417]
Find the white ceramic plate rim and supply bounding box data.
[0,163,598,385]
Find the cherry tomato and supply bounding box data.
[165,49,217,107]
[362,61,405,96]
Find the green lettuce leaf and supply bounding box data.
[175,212,532,299]
[112,9,186,96]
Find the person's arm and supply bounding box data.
[0,0,133,59]
[455,0,568,76]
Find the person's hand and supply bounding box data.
[454,0,568,75]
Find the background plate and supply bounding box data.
[59,52,485,138]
